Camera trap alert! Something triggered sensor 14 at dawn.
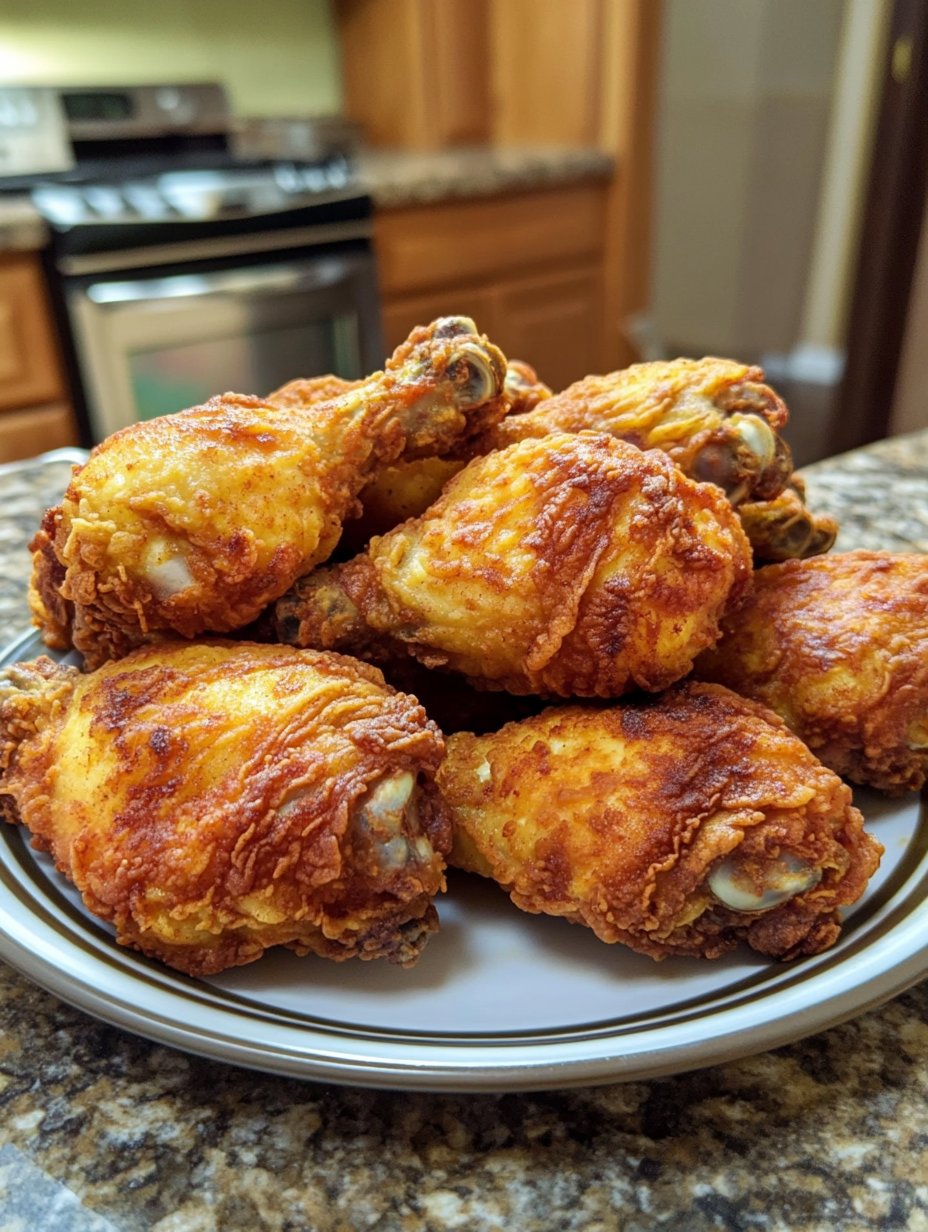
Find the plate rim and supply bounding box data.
[1,626,926,1092]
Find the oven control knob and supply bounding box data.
[155,87,196,128]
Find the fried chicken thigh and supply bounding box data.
[271,432,753,697]
[437,684,882,961]
[0,641,450,976]
[694,551,928,794]
[29,317,508,668]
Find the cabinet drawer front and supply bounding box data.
[0,255,66,412]
[375,184,608,296]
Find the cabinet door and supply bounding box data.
[381,266,606,388]
[0,402,78,465]
[0,254,66,412]
[493,266,606,392]
[375,186,607,298]
[337,0,490,149]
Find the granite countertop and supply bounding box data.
[355,146,615,210]
[0,198,48,252]
[0,146,613,260]
[0,434,927,1231]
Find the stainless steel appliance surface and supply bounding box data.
[0,83,383,444]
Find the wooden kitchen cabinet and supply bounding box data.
[0,251,78,464]
[338,0,663,372]
[376,183,609,389]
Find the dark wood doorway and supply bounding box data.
[834,0,928,454]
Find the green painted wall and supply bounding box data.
[0,0,343,117]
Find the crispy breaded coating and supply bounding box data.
[437,683,882,961]
[694,551,928,794]
[271,432,753,698]
[0,642,450,976]
[29,317,509,669]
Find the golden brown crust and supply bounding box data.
[27,509,73,651]
[693,550,928,794]
[1,641,450,976]
[266,374,357,407]
[274,432,754,698]
[437,683,882,961]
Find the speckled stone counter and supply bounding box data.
[0,198,47,252]
[1,435,927,1232]
[356,146,615,210]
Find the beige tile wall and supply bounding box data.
[650,0,845,360]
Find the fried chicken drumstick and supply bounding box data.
[694,551,928,795]
[476,357,837,563]
[438,683,882,961]
[270,431,753,698]
[29,317,508,669]
[0,641,450,976]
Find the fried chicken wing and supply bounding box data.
[29,317,508,668]
[694,551,928,794]
[271,432,753,698]
[0,641,450,976]
[437,683,882,961]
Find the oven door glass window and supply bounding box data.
[128,316,357,421]
[66,252,381,440]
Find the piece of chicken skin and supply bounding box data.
[28,317,508,669]
[270,431,753,698]
[437,683,882,961]
[693,551,928,795]
[0,641,450,977]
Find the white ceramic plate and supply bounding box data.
[1,628,926,1092]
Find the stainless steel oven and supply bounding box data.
[0,83,383,444]
[64,247,380,438]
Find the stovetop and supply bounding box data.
[0,83,366,238]
[26,155,357,228]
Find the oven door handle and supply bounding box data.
[85,253,372,307]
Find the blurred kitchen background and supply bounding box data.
[0,0,924,466]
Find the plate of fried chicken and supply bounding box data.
[1,317,926,1091]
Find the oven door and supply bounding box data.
[65,249,382,441]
